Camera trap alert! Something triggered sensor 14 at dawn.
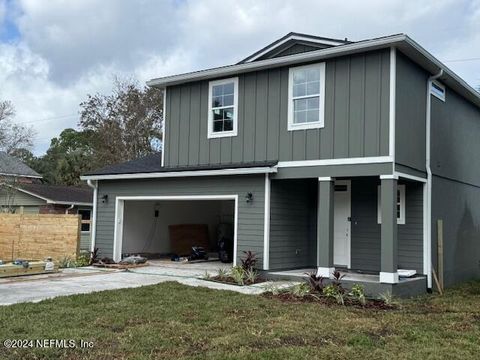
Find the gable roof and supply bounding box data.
[0,152,42,178]
[16,183,93,206]
[238,32,350,63]
[147,33,480,111]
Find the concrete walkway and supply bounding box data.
[0,265,296,306]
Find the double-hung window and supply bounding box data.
[288,62,326,130]
[377,184,406,225]
[208,77,238,138]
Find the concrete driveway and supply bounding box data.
[0,262,287,306]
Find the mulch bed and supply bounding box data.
[263,292,396,310]
[206,275,267,286]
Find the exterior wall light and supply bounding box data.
[245,192,253,203]
[101,194,109,203]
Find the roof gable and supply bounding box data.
[0,152,42,178]
[238,32,350,64]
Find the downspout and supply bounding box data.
[426,69,443,289]
[65,204,74,214]
[86,179,98,252]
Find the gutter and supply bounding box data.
[425,69,443,289]
[86,179,98,253]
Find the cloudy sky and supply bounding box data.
[0,0,479,155]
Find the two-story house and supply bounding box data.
[82,33,480,296]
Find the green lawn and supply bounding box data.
[1,281,479,359]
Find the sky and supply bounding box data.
[0,0,479,155]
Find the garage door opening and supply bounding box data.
[113,196,238,265]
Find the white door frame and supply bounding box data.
[113,195,239,265]
[334,180,351,269]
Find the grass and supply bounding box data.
[0,281,479,359]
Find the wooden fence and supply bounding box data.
[0,214,80,261]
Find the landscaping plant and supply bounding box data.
[230,266,245,285]
[240,251,257,271]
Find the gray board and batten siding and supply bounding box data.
[94,175,266,267]
[430,82,480,286]
[164,49,391,168]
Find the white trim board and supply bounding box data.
[277,156,392,168]
[243,34,346,63]
[81,166,277,181]
[389,47,396,165]
[263,173,271,270]
[113,195,239,266]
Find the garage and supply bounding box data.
[112,195,238,265]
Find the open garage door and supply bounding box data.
[113,196,238,265]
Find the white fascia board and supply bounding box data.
[46,200,93,206]
[147,35,407,87]
[81,166,277,181]
[244,34,346,63]
[0,172,43,179]
[13,187,51,202]
[277,156,393,168]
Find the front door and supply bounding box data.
[334,180,351,268]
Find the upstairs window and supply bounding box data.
[377,184,406,225]
[288,63,326,131]
[208,77,238,138]
[431,80,445,102]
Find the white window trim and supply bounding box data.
[430,80,446,102]
[78,208,92,233]
[377,184,406,225]
[207,77,238,139]
[287,62,326,131]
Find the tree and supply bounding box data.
[0,100,36,154]
[31,129,95,185]
[79,78,163,167]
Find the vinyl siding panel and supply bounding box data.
[164,49,390,167]
[269,179,317,269]
[95,175,266,267]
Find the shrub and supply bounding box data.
[240,251,257,271]
[75,251,91,267]
[230,266,245,285]
[244,268,259,284]
[350,284,366,305]
[291,283,311,298]
[216,267,229,280]
[90,247,99,265]
[305,272,325,293]
[58,256,76,268]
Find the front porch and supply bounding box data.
[267,174,427,296]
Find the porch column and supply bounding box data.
[317,177,335,278]
[380,175,399,283]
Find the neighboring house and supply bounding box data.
[0,151,42,183]
[0,152,93,251]
[81,33,480,294]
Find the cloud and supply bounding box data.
[0,0,479,155]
